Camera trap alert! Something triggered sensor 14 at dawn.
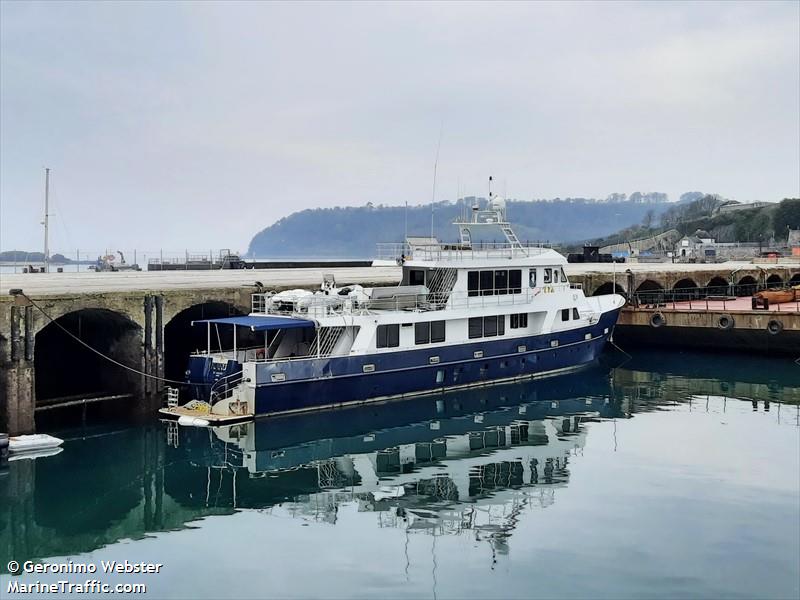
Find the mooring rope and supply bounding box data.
[19,292,209,387]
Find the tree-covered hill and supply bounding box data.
[247,193,684,258]
[588,197,800,250]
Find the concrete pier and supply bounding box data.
[1,262,798,435]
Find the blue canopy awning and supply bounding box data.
[191,315,315,332]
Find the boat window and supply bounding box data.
[468,317,483,339]
[431,320,446,343]
[561,269,568,283]
[494,270,508,295]
[484,315,498,337]
[468,271,479,297]
[561,308,570,322]
[415,322,430,345]
[573,308,580,320]
[479,271,494,296]
[529,269,537,287]
[377,324,400,348]
[544,268,553,284]
[498,314,505,335]
[510,313,528,329]
[511,314,518,328]
[409,269,426,286]
[509,270,522,294]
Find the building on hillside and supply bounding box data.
[716,201,772,214]
[673,229,778,262]
[675,231,715,260]
[789,229,800,256]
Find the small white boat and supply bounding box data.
[9,434,64,454]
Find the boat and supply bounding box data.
[754,286,800,304]
[161,193,625,423]
[9,433,64,454]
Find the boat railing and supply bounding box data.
[375,241,551,262]
[251,284,575,318]
[209,370,245,405]
[191,346,265,363]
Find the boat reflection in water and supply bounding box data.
[168,363,621,550]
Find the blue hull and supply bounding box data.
[188,308,621,417]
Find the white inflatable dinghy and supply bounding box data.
[9,434,64,454]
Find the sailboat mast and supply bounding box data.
[43,167,50,273]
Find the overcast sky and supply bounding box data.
[1,1,798,253]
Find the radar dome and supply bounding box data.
[490,196,506,212]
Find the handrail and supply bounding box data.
[209,370,244,405]
[251,285,575,318]
[629,282,800,312]
[375,241,551,262]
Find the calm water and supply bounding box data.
[2,351,799,599]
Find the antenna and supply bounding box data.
[488,175,493,200]
[43,167,50,273]
[430,121,443,239]
[404,201,408,243]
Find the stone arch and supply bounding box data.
[736,275,758,296]
[592,281,627,298]
[766,274,783,289]
[705,276,729,296]
[634,279,665,304]
[34,308,144,413]
[672,278,700,300]
[164,301,247,382]
[28,298,143,339]
[790,273,800,286]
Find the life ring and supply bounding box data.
[717,314,735,330]
[650,312,666,328]
[766,319,783,335]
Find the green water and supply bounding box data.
[2,351,799,599]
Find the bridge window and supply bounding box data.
[377,324,400,348]
[560,269,568,283]
[544,268,553,284]
[494,270,508,295]
[529,269,537,287]
[468,271,479,297]
[561,308,570,321]
[468,269,524,296]
[480,271,494,296]
[572,307,580,320]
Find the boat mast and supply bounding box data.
[43,167,50,273]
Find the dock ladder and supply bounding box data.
[165,387,180,408]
